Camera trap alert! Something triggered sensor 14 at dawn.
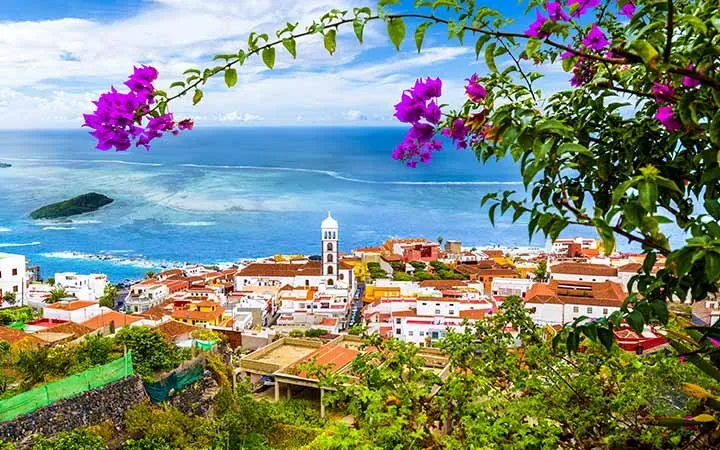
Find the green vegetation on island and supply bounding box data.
[0,163,11,168]
[29,193,113,220]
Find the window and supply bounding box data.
[449,310,455,315]
[327,254,334,263]
[327,278,334,286]
[12,269,17,276]
[431,331,439,339]
[339,273,344,280]
[435,309,441,315]
[396,328,401,334]
[327,265,334,275]
[449,303,455,307]
[572,306,579,313]
[419,331,425,336]
[396,318,401,324]
[435,303,441,306]
[327,242,333,251]
[603,308,609,315]
[422,302,427,306]
[408,331,414,336]
[586,307,592,314]
[13,286,18,293]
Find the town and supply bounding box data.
[2,214,708,387]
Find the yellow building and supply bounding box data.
[172,301,225,327]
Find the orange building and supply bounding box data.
[172,301,225,327]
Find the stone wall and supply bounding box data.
[167,372,219,417]
[0,375,146,446]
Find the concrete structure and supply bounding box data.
[228,292,275,327]
[43,300,102,323]
[54,272,108,301]
[0,252,27,302]
[524,280,625,325]
[491,278,534,299]
[321,212,339,286]
[552,237,598,254]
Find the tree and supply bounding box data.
[46,277,54,286]
[31,430,104,450]
[98,284,118,309]
[437,235,443,246]
[1,292,16,306]
[82,0,720,444]
[47,287,70,304]
[534,260,548,281]
[392,271,412,281]
[113,327,184,378]
[145,271,155,279]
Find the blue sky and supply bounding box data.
[0,0,566,128]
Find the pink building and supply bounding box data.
[399,242,440,263]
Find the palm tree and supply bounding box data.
[437,236,444,246]
[47,286,70,304]
[99,284,119,309]
[145,271,156,279]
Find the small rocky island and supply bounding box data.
[0,162,11,168]
[30,192,114,220]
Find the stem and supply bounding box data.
[496,37,537,103]
[664,0,674,63]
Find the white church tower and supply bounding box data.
[321,212,338,286]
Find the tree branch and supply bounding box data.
[495,37,537,103]
[664,0,674,63]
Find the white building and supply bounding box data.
[391,299,493,345]
[43,299,102,323]
[0,252,27,301]
[54,272,108,301]
[549,263,619,284]
[491,278,534,298]
[234,213,354,291]
[229,292,275,327]
[551,237,598,254]
[524,280,625,325]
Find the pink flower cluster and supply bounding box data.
[392,77,444,167]
[83,66,193,151]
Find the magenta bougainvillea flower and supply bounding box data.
[569,0,600,17]
[392,77,446,167]
[582,24,609,51]
[655,105,682,131]
[570,58,596,87]
[546,2,571,21]
[651,82,676,103]
[619,1,636,19]
[178,118,194,130]
[709,337,720,347]
[465,74,487,103]
[682,64,702,88]
[525,10,550,38]
[84,65,192,151]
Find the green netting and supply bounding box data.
[7,321,25,330]
[0,351,133,422]
[194,339,216,351]
[144,361,204,403]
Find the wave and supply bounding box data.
[179,163,522,186]
[2,157,162,167]
[40,251,182,269]
[0,241,41,248]
[42,226,77,231]
[34,219,101,226]
[165,221,216,227]
[0,227,10,233]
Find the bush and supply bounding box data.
[0,307,33,326]
[31,430,105,450]
[304,329,328,338]
[392,272,412,281]
[114,327,185,379]
[289,329,305,338]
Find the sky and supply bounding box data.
[0,0,569,129]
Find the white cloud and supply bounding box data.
[343,110,368,121]
[218,112,264,122]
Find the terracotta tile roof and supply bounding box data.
[0,327,45,346]
[45,300,98,311]
[525,280,625,307]
[155,320,199,340]
[381,254,403,262]
[457,265,519,276]
[482,249,504,258]
[320,317,338,326]
[50,321,93,338]
[138,302,172,320]
[551,263,618,277]
[238,262,322,277]
[158,269,183,278]
[290,344,359,378]
[617,263,642,273]
[172,305,225,322]
[459,309,488,320]
[81,311,142,330]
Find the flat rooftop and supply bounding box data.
[239,337,323,375]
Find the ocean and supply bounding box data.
[0,127,584,282]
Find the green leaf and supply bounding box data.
[628,40,659,66]
[597,326,614,350]
[705,252,720,281]
[169,81,185,89]
[353,18,366,44]
[710,111,720,147]
[485,42,497,72]
[324,29,337,55]
[183,68,201,76]
[705,199,720,220]
[626,310,644,334]
[592,218,616,255]
[488,203,498,226]
[192,89,203,106]
[387,18,406,51]
[557,142,591,157]
[415,22,432,53]
[611,178,637,205]
[525,38,541,58]
[262,47,276,69]
[637,180,658,212]
[474,35,490,60]
[282,38,297,58]
[224,68,237,88]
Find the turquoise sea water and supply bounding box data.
[0,127,583,282]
